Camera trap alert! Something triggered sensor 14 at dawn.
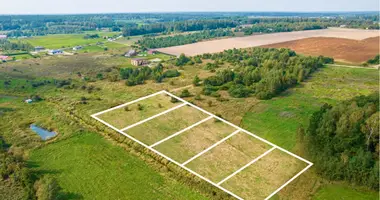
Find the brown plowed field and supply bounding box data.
[263,37,380,64]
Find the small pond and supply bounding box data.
[30,124,57,140]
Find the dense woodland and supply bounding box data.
[197,48,333,99]
[0,39,34,52]
[303,93,379,189]
[1,12,378,37]
[137,29,234,48]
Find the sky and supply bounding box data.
[0,0,379,14]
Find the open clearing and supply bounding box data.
[156,28,379,56]
[92,90,313,200]
[263,36,380,64]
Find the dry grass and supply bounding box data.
[97,93,179,129]
[125,105,209,145]
[221,149,308,200]
[185,132,272,183]
[154,119,237,163]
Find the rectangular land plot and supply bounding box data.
[220,149,309,200]
[92,90,313,200]
[96,93,180,129]
[125,105,210,146]
[153,119,238,163]
[185,131,272,183]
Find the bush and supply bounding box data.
[180,89,191,98]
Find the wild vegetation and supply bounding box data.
[303,93,379,190]
[120,64,180,86]
[137,29,234,48]
[200,48,333,99]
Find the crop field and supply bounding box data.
[156,28,380,56]
[92,90,313,200]
[263,36,380,64]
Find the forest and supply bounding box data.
[1,12,378,37]
[302,93,379,190]
[198,48,333,99]
[0,39,34,52]
[137,29,234,48]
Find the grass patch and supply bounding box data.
[154,118,237,163]
[221,149,308,200]
[125,105,209,145]
[186,132,272,183]
[28,133,207,200]
[313,184,379,200]
[97,93,179,129]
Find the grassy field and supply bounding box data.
[14,32,121,49]
[126,105,209,145]
[313,184,379,200]
[97,93,180,129]
[221,149,308,200]
[242,66,379,151]
[154,119,237,163]
[29,133,207,200]
[186,132,272,183]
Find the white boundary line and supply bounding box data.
[264,163,313,200]
[120,103,186,132]
[92,91,165,117]
[217,146,276,185]
[91,114,244,200]
[181,129,240,166]
[150,116,213,148]
[92,90,313,200]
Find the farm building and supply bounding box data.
[48,49,63,55]
[73,46,83,51]
[34,46,45,51]
[25,99,33,103]
[125,49,137,57]
[147,49,157,55]
[131,58,149,66]
[0,35,7,39]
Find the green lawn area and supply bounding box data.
[15,32,121,49]
[28,133,207,200]
[313,184,379,200]
[242,66,379,151]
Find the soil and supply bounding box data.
[263,37,380,64]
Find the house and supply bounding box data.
[25,99,33,103]
[0,55,10,62]
[0,35,7,39]
[131,58,149,66]
[34,46,45,51]
[73,46,83,51]
[147,49,157,55]
[48,49,63,55]
[125,49,137,57]
[149,58,162,63]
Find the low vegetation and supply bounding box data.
[200,48,333,99]
[137,29,234,48]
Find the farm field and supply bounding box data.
[157,28,380,56]
[92,91,313,200]
[13,32,121,49]
[263,36,380,64]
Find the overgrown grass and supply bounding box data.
[313,184,378,200]
[29,133,207,200]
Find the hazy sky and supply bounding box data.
[0,0,379,14]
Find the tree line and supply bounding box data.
[122,20,238,36]
[137,29,234,48]
[0,39,34,52]
[198,48,333,99]
[301,93,379,190]
[119,64,180,86]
